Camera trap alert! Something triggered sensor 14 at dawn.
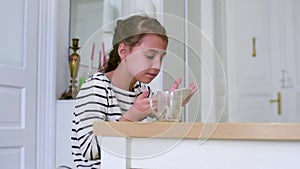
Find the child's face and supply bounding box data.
[125,34,168,84]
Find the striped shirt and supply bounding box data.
[71,72,150,168]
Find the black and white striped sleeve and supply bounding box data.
[73,76,109,161]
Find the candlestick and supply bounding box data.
[60,38,81,99]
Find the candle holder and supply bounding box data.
[60,38,81,99]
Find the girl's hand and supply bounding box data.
[182,82,198,106]
[170,78,198,106]
[120,90,152,121]
[170,78,183,91]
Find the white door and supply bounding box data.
[225,0,299,122]
[0,0,38,168]
[281,0,300,122]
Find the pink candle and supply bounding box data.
[98,50,102,71]
[102,42,106,59]
[103,51,106,66]
[91,42,95,61]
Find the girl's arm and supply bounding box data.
[73,75,111,160]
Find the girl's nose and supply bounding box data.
[152,59,162,69]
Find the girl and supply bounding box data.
[71,14,197,168]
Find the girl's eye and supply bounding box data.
[146,54,155,59]
[145,52,155,59]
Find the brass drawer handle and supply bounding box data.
[269,92,282,115]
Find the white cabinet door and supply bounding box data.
[225,0,299,122]
[55,100,76,168]
[0,0,38,168]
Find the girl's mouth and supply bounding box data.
[146,73,157,78]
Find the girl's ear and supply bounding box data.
[118,43,129,60]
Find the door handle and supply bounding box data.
[252,37,256,57]
[269,92,282,115]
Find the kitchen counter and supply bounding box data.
[94,122,300,140]
[94,122,300,169]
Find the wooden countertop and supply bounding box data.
[93,122,300,141]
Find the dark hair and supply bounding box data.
[102,15,168,73]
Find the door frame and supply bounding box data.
[36,0,60,168]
